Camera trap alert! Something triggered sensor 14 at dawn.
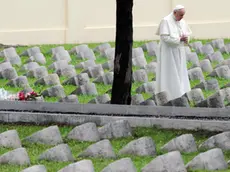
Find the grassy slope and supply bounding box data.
[0,39,229,104]
[0,39,230,171]
[1,124,230,172]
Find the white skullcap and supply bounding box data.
[173,5,185,11]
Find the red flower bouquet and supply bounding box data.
[17,91,41,101]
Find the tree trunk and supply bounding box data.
[111,0,133,105]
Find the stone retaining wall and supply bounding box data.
[1,100,230,131]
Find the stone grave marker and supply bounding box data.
[26,53,46,65]
[67,122,100,142]
[71,82,98,96]
[53,50,71,62]
[220,87,230,103]
[0,67,18,80]
[195,91,225,108]
[218,59,230,69]
[26,66,48,79]
[155,91,170,106]
[75,59,96,69]
[142,151,186,172]
[20,87,34,94]
[140,99,156,106]
[132,47,144,59]
[119,136,156,157]
[193,79,219,91]
[0,148,30,166]
[200,59,213,73]
[88,94,110,104]
[78,139,116,159]
[48,60,69,71]
[99,120,132,139]
[34,74,61,86]
[131,94,145,105]
[132,56,147,68]
[23,125,63,145]
[21,165,47,172]
[219,46,229,54]
[81,64,104,78]
[59,95,79,104]
[102,60,114,70]
[101,158,136,172]
[48,46,65,55]
[201,44,214,55]
[41,85,66,98]
[58,160,94,172]
[63,73,90,86]
[185,88,205,104]
[211,38,225,49]
[141,41,159,56]
[6,76,30,88]
[0,47,18,58]
[93,43,111,53]
[163,95,190,107]
[225,43,230,52]
[77,48,96,60]
[188,67,205,81]
[187,52,200,68]
[206,51,224,63]
[56,65,76,78]
[100,48,115,60]
[136,81,156,94]
[20,62,40,72]
[20,46,41,56]
[69,44,89,54]
[161,134,197,153]
[133,69,148,82]
[209,65,230,79]
[190,41,203,51]
[38,144,74,162]
[4,54,21,66]
[0,130,22,149]
[199,131,230,151]
[186,148,227,171]
[143,61,157,74]
[93,72,114,85]
[0,62,12,72]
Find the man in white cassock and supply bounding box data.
[155,5,192,100]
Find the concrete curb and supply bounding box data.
[1,100,230,131]
[0,100,229,119]
[1,111,230,132]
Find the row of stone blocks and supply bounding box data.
[0,43,153,70]
[2,39,230,84]
[2,148,228,172]
[1,40,230,107]
[2,80,230,108]
[1,120,230,171]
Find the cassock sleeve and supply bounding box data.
[158,19,180,45]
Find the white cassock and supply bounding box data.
[155,12,192,100]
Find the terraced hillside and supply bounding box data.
[0,39,229,107]
[1,39,230,171]
[1,121,230,172]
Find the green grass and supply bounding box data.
[1,123,229,172]
[1,39,230,171]
[0,38,229,105]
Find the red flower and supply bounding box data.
[18,91,25,101]
[17,91,40,101]
[30,91,38,96]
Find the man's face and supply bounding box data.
[174,9,185,21]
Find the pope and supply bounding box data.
[155,5,192,100]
